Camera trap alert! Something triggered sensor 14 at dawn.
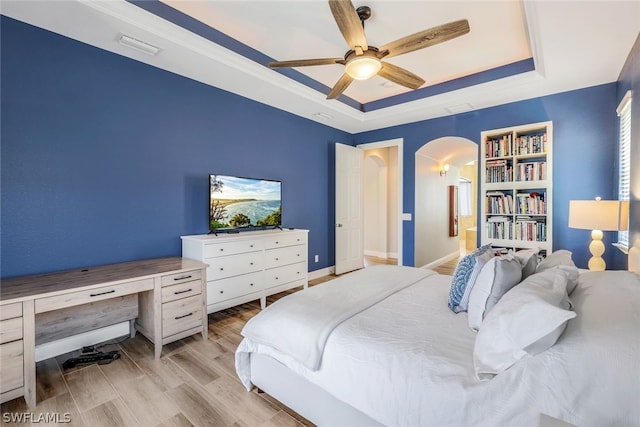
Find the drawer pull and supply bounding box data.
[220,248,224,252]
[250,244,254,248]
[275,258,279,261]
[275,277,279,280]
[174,288,193,295]
[90,289,116,297]
[250,283,254,286]
[220,267,224,271]
[173,275,192,281]
[220,290,224,294]
[250,262,254,265]
[275,241,279,244]
[175,312,194,320]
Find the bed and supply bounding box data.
[235,255,640,427]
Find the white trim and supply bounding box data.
[419,251,459,270]
[357,138,404,266]
[309,266,335,280]
[364,250,389,259]
[617,90,633,115]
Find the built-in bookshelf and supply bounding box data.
[480,121,553,253]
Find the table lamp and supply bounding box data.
[568,199,629,270]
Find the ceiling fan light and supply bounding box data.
[345,56,381,80]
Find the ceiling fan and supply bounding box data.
[268,1,470,100]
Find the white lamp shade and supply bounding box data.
[568,200,629,231]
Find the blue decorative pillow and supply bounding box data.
[448,244,493,313]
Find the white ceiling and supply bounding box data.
[2,0,639,133]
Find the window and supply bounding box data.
[458,178,473,217]
[617,90,632,248]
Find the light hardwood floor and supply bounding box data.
[1,257,458,427]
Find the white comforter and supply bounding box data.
[236,267,640,427]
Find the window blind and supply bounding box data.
[458,178,472,217]
[617,91,632,247]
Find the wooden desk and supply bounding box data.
[0,257,208,408]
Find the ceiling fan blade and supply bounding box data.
[329,0,368,51]
[380,19,470,59]
[327,73,354,99]
[378,62,425,89]
[268,58,345,68]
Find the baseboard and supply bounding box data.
[419,251,459,270]
[309,266,335,280]
[35,321,130,362]
[363,250,399,259]
[364,250,387,258]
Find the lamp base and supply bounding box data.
[587,229,605,271]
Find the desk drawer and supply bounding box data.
[204,239,263,258]
[35,278,154,313]
[0,317,23,344]
[161,270,202,287]
[206,252,263,280]
[0,340,24,392]
[0,303,22,321]
[208,272,263,305]
[162,295,203,339]
[162,280,202,303]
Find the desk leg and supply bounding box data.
[153,278,162,360]
[201,271,208,341]
[129,319,136,338]
[23,301,36,408]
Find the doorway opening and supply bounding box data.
[359,139,402,269]
[414,137,478,269]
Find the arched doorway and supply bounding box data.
[414,137,478,268]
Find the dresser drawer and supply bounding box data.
[206,252,263,280]
[264,233,307,250]
[264,262,307,289]
[0,317,23,345]
[208,272,263,305]
[0,302,22,321]
[35,278,154,313]
[0,340,24,392]
[162,295,203,339]
[161,269,202,287]
[265,245,307,268]
[204,239,263,258]
[162,280,202,303]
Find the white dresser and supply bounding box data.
[181,229,309,313]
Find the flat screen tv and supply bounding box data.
[209,174,282,232]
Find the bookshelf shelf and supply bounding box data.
[480,121,553,253]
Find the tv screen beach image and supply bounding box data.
[209,175,281,230]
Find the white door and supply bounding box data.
[335,143,364,275]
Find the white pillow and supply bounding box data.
[472,268,576,381]
[510,248,540,279]
[536,250,575,272]
[467,254,522,331]
[536,250,579,295]
[457,250,494,313]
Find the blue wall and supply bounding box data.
[1,17,350,278]
[354,84,623,270]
